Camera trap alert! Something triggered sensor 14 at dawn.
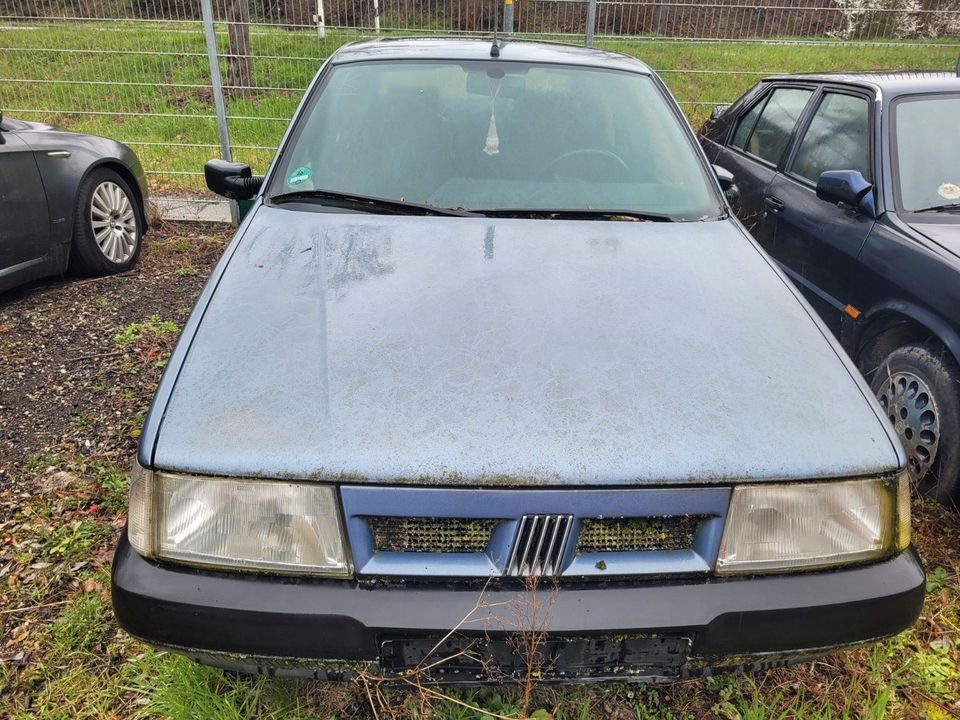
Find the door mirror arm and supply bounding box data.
[855,190,877,219]
[710,104,729,121]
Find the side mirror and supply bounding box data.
[714,164,740,205]
[816,170,876,218]
[205,159,262,200]
[710,104,729,121]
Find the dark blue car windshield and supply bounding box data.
[270,60,723,221]
[893,93,960,213]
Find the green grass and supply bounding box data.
[39,519,110,562]
[114,315,179,347]
[1,22,956,192]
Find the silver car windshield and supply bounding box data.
[270,60,724,221]
[893,93,960,214]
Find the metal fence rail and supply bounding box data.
[1,0,957,195]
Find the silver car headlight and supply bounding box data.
[127,462,352,576]
[716,473,910,575]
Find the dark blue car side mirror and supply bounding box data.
[816,170,876,219]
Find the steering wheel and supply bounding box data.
[543,148,631,182]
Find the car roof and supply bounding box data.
[762,71,960,97]
[328,37,652,74]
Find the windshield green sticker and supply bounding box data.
[287,166,312,187]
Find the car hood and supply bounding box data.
[7,118,64,133]
[150,206,899,485]
[908,220,960,259]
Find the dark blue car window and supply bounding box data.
[791,92,870,183]
[740,88,812,166]
[731,97,765,150]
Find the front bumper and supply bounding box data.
[112,533,924,682]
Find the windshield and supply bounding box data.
[893,93,960,214]
[269,60,723,220]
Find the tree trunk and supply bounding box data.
[226,0,251,94]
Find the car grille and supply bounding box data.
[379,634,692,681]
[369,517,499,554]
[506,514,574,577]
[576,516,703,554]
[343,485,729,579]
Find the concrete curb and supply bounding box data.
[154,195,232,224]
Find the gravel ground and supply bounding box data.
[0,221,231,504]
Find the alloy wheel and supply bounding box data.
[90,181,137,263]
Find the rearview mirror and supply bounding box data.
[714,165,740,205]
[465,71,526,98]
[205,159,262,200]
[816,170,876,218]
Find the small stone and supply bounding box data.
[40,471,79,493]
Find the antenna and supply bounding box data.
[955,54,959,77]
[491,2,500,57]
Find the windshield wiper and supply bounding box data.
[912,202,960,214]
[270,189,480,217]
[472,208,677,222]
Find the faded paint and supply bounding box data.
[150,206,900,485]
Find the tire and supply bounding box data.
[69,168,144,276]
[870,343,960,506]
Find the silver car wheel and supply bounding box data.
[876,370,941,481]
[90,180,138,264]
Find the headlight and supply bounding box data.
[716,473,910,575]
[127,463,351,576]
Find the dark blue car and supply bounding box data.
[702,71,960,506]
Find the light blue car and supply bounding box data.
[112,38,923,683]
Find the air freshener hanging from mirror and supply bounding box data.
[484,78,502,156]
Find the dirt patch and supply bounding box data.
[0,222,232,510]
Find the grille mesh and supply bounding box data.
[576,516,702,554]
[369,517,498,554]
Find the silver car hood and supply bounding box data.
[151,207,899,485]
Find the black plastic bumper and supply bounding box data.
[111,533,924,681]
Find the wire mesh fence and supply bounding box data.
[1,0,958,195]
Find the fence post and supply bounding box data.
[585,0,596,46]
[373,0,381,32]
[504,0,514,36]
[200,0,238,224]
[314,0,326,39]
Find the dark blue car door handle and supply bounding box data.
[764,196,785,213]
